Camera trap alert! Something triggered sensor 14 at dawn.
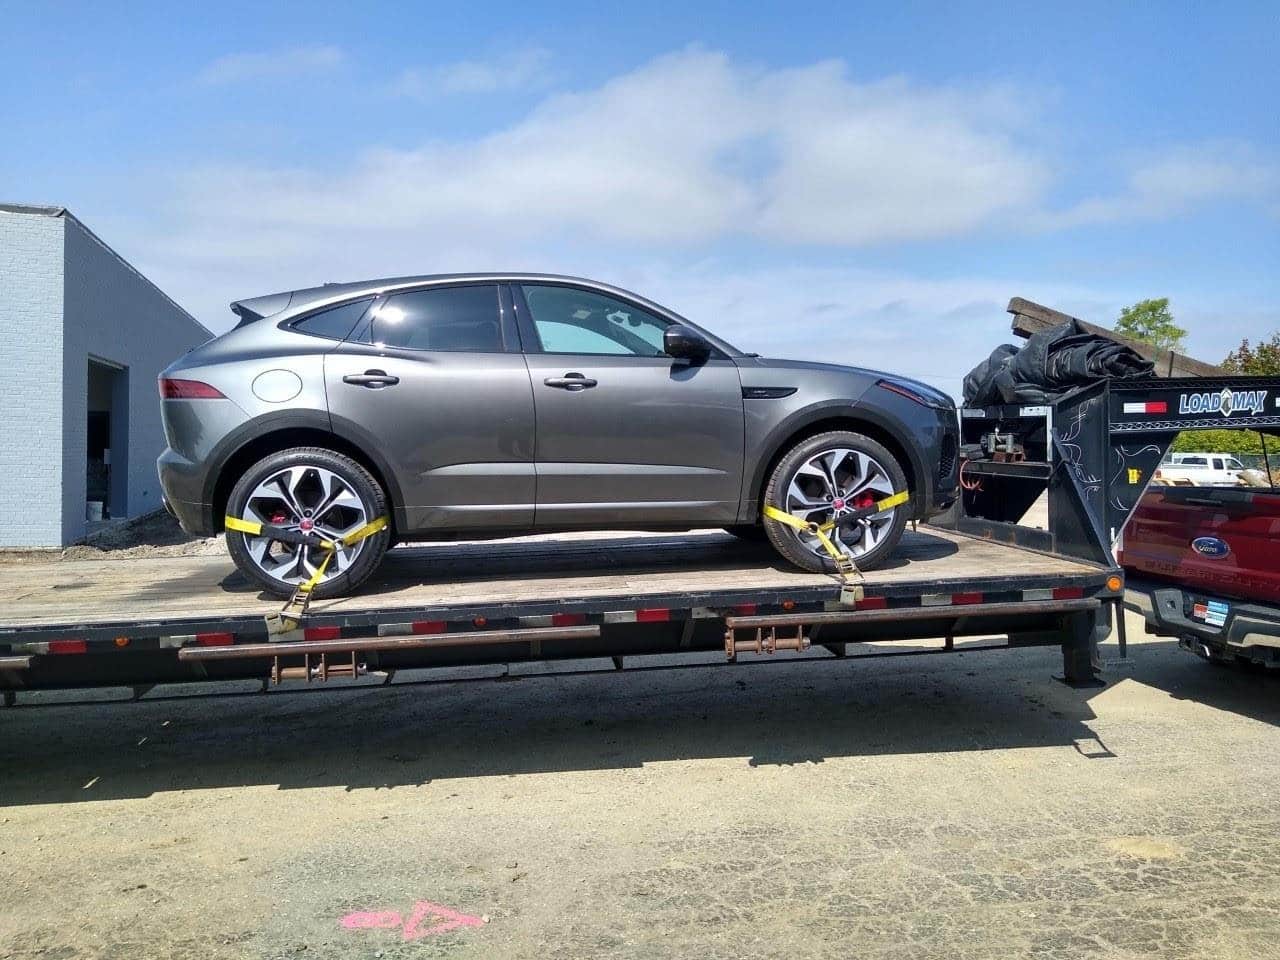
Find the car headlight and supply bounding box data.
[875,378,953,411]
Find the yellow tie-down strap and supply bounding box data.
[225,514,389,631]
[763,490,909,603]
[224,514,387,556]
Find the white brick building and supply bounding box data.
[0,203,211,547]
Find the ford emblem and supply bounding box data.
[1191,536,1231,559]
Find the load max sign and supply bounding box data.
[1178,387,1270,418]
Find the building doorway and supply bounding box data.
[86,358,128,522]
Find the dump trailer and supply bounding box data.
[2,374,1277,702]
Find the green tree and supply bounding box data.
[1171,429,1265,459]
[1221,332,1280,375]
[1115,297,1187,353]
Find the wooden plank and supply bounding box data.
[1006,296,1223,378]
[0,528,1100,629]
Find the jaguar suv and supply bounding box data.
[158,274,959,598]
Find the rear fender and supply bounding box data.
[204,410,407,533]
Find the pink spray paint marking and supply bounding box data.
[341,911,403,931]
[340,900,484,941]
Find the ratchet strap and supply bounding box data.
[224,514,388,634]
[762,490,909,605]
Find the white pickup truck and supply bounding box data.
[1154,452,1246,486]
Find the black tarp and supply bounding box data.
[963,320,1155,406]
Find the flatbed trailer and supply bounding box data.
[2,367,1276,702]
[0,525,1119,697]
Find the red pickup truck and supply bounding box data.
[1120,484,1280,665]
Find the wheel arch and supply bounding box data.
[744,406,926,523]
[207,414,403,535]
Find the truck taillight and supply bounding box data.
[159,378,225,399]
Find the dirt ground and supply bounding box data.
[0,510,224,564]
[2,612,1279,960]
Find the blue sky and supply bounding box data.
[2,1,1277,394]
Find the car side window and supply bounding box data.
[1212,457,1225,470]
[365,285,503,352]
[291,299,373,341]
[1183,456,1207,466]
[520,285,670,357]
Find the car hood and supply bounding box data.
[741,357,953,406]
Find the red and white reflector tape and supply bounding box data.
[8,587,1103,655]
[1122,401,1168,414]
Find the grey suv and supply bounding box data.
[158,275,959,598]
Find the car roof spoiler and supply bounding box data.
[229,292,296,328]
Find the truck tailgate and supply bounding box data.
[1120,486,1280,605]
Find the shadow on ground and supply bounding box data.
[3,640,1106,807]
[1124,642,1280,728]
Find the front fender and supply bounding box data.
[739,397,931,524]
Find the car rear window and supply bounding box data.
[291,299,374,341]
[364,285,503,352]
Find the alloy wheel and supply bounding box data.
[783,447,898,560]
[236,465,371,586]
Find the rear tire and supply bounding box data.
[225,447,390,599]
[763,431,909,574]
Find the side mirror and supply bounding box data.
[663,324,711,361]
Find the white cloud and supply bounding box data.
[116,47,1276,365]
[751,68,1048,243]
[1042,142,1279,228]
[169,49,1047,261]
[393,47,551,98]
[198,45,345,85]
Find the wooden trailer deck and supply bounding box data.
[0,525,1103,632]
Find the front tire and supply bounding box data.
[763,431,909,574]
[225,447,390,599]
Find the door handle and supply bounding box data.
[543,373,598,391]
[343,370,400,389]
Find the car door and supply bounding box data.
[323,283,536,532]
[513,282,745,526]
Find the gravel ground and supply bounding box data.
[2,614,1279,960]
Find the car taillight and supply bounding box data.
[159,378,226,399]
